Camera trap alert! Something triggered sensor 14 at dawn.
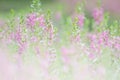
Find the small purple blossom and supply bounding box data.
[99,31,109,46]
[36,15,45,27]
[77,14,85,28]
[26,13,37,27]
[93,8,104,24]
[15,31,22,43]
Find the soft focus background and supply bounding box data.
[0,0,120,80]
[1,0,120,30]
[0,0,120,18]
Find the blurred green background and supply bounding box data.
[0,0,120,19]
[0,0,57,18]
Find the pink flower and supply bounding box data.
[112,37,120,50]
[18,42,27,54]
[99,31,109,45]
[88,34,97,43]
[15,31,21,43]
[14,30,27,54]
[90,42,97,51]
[98,37,104,45]
[31,36,38,42]
[36,15,45,27]
[88,53,96,59]
[46,26,54,40]
[71,35,81,42]
[26,13,37,27]
[114,43,120,50]
[93,8,104,24]
[77,14,85,28]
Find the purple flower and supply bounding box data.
[26,13,37,27]
[36,15,45,27]
[15,31,22,43]
[14,30,27,54]
[93,8,104,24]
[88,53,96,59]
[99,31,109,45]
[18,42,27,54]
[88,34,97,43]
[77,14,85,28]
[114,42,120,50]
